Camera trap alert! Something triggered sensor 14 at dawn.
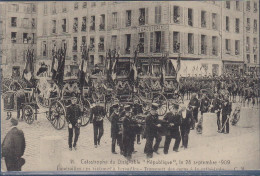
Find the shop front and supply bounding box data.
[223,61,244,76]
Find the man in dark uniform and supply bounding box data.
[132,99,143,144]
[163,103,181,154]
[188,93,200,129]
[122,105,135,160]
[221,95,232,134]
[212,93,222,131]
[110,103,122,154]
[144,103,162,158]
[90,103,106,148]
[67,97,82,150]
[200,94,210,118]
[180,105,192,149]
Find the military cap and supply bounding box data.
[151,103,159,110]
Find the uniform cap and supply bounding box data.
[151,103,159,110]
[124,105,131,112]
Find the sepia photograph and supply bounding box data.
[0,0,259,174]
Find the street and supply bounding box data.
[1,100,260,171]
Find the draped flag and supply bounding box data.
[78,48,88,89]
[176,55,181,83]
[23,49,34,81]
[111,53,118,81]
[52,47,66,88]
[129,52,138,86]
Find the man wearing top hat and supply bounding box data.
[163,103,182,154]
[144,103,162,158]
[90,102,106,148]
[122,105,135,160]
[66,97,82,150]
[110,103,123,154]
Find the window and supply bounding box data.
[90,37,95,51]
[125,34,131,54]
[138,33,144,53]
[253,38,257,53]
[226,16,229,31]
[254,55,257,63]
[32,33,35,44]
[52,20,56,33]
[112,12,118,29]
[247,18,250,32]
[100,14,105,30]
[188,8,193,26]
[44,3,47,14]
[235,40,240,55]
[62,3,67,12]
[188,33,194,53]
[226,1,230,9]
[82,16,87,32]
[236,1,240,11]
[73,18,78,32]
[173,6,180,23]
[225,39,231,54]
[23,33,29,44]
[31,4,36,12]
[246,37,250,52]
[11,32,17,43]
[90,55,94,66]
[43,21,47,35]
[73,37,77,51]
[98,37,104,52]
[11,17,17,27]
[201,35,207,55]
[99,55,104,65]
[91,2,96,7]
[74,2,78,10]
[90,16,95,31]
[82,2,87,8]
[126,10,132,27]
[155,32,162,53]
[247,54,250,63]
[212,36,218,56]
[254,20,257,33]
[139,8,146,25]
[111,35,117,50]
[82,36,86,46]
[32,18,36,29]
[201,11,206,28]
[212,13,217,30]
[22,18,29,28]
[42,41,47,56]
[235,18,240,33]
[246,1,250,11]
[173,32,180,53]
[52,2,56,14]
[155,6,161,24]
[73,55,78,63]
[254,2,257,12]
[62,19,67,32]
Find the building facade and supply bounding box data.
[0,2,37,78]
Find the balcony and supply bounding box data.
[201,20,206,28]
[188,19,193,26]
[139,16,145,25]
[235,50,240,55]
[173,15,180,23]
[173,42,180,53]
[188,46,194,54]
[212,48,217,56]
[201,45,207,54]
[62,8,67,13]
[73,24,78,33]
[254,7,257,13]
[99,23,105,31]
[247,6,250,11]
[72,45,77,52]
[126,20,131,27]
[125,47,131,54]
[98,43,104,52]
[11,37,17,43]
[90,25,95,31]
[11,23,17,27]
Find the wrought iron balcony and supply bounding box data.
[52,28,56,33]
[89,44,95,52]
[246,26,250,32]
[138,43,144,53]
[11,23,17,27]
[235,26,239,33]
[173,42,180,53]
[212,22,217,30]
[62,25,66,32]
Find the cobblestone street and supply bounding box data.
[1,99,260,171]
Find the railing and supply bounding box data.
[11,23,17,27]
[98,43,104,52]
[112,24,117,29]
[226,50,231,54]
[201,45,207,54]
[138,44,144,53]
[173,15,180,23]
[188,46,194,54]
[52,28,56,33]
[188,19,193,26]
[246,26,250,32]
[99,23,105,31]
[125,47,130,54]
[89,45,95,52]
[235,27,239,33]
[212,23,217,30]
[253,47,257,53]
[73,24,78,32]
[126,20,131,27]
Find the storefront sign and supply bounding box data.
[138,25,168,32]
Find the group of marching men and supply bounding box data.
[66,86,235,160]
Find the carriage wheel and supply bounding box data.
[152,93,167,116]
[49,100,66,130]
[81,101,91,127]
[23,105,35,124]
[176,94,184,104]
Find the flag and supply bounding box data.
[111,56,117,81]
[23,49,34,81]
[176,55,181,73]
[52,48,66,88]
[78,48,88,89]
[160,66,165,86]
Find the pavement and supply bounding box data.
[1,97,260,172]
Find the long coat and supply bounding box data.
[2,127,26,159]
[110,112,120,138]
[145,113,159,137]
[67,104,81,126]
[90,105,106,124]
[163,112,181,137]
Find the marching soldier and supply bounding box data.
[110,103,123,154]
[144,103,162,158]
[180,105,192,149]
[220,95,232,134]
[188,93,200,129]
[212,93,222,131]
[67,97,82,150]
[122,105,135,160]
[90,102,106,148]
[163,103,181,154]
